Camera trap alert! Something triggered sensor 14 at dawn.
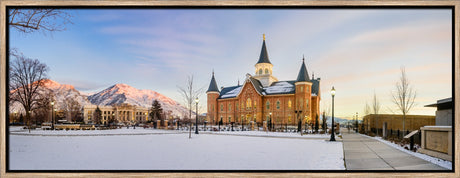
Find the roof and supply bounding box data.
[296,58,310,82]
[425,97,452,110]
[206,72,220,93]
[264,81,296,95]
[256,39,271,64]
[218,78,320,99]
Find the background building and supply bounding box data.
[83,103,148,125]
[206,35,321,128]
[425,97,452,126]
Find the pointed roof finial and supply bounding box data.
[263,34,265,41]
[302,54,305,62]
[212,69,214,76]
[296,55,310,82]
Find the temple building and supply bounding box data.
[206,35,321,128]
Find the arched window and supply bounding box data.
[228,104,232,111]
[276,100,281,109]
[254,101,257,109]
[220,104,223,111]
[265,68,269,74]
[241,101,244,109]
[306,99,309,108]
[246,98,252,109]
[266,101,270,110]
[288,100,292,109]
[300,86,304,92]
[258,69,263,75]
[288,115,292,124]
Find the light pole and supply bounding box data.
[355,112,358,133]
[51,101,55,130]
[195,97,199,134]
[54,108,57,129]
[330,86,336,141]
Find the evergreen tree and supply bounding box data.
[149,100,163,126]
[93,106,102,125]
[322,111,327,131]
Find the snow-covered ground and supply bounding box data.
[9,127,344,170]
[362,134,452,170]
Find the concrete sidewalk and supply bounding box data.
[342,131,447,170]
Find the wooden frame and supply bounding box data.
[1,0,459,177]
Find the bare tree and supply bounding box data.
[9,50,49,132]
[63,97,82,123]
[177,75,204,138]
[177,75,204,121]
[9,8,73,34]
[391,67,417,137]
[372,91,381,136]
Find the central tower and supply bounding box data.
[253,34,278,87]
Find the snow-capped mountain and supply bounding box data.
[87,83,189,117]
[10,81,189,117]
[9,79,91,113]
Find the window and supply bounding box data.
[276,100,280,109]
[228,117,231,123]
[265,68,269,74]
[300,98,303,109]
[288,100,292,109]
[228,104,231,111]
[266,101,270,110]
[307,86,309,92]
[241,101,244,109]
[258,69,263,74]
[306,99,309,108]
[300,86,304,92]
[254,101,257,109]
[220,104,223,111]
[246,98,252,109]
[236,103,238,111]
[288,115,292,124]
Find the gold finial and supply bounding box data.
[263,34,265,41]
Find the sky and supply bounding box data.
[9,8,452,119]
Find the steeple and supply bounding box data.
[296,56,311,82]
[256,34,271,64]
[207,71,220,93]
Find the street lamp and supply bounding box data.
[195,97,199,134]
[355,112,358,133]
[330,86,336,141]
[51,101,55,130]
[269,112,272,132]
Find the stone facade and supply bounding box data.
[83,103,149,125]
[419,126,452,161]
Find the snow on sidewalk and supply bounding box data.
[361,134,452,170]
[9,132,344,170]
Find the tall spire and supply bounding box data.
[207,71,219,93]
[296,56,310,82]
[256,34,271,64]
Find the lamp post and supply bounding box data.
[51,101,55,130]
[195,97,199,134]
[294,110,302,136]
[330,86,336,141]
[269,112,272,132]
[355,112,358,133]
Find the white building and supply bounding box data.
[83,103,149,125]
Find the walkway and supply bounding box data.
[342,131,447,170]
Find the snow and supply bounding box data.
[9,127,344,170]
[361,134,452,170]
[264,81,294,94]
[220,86,242,99]
[423,126,452,128]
